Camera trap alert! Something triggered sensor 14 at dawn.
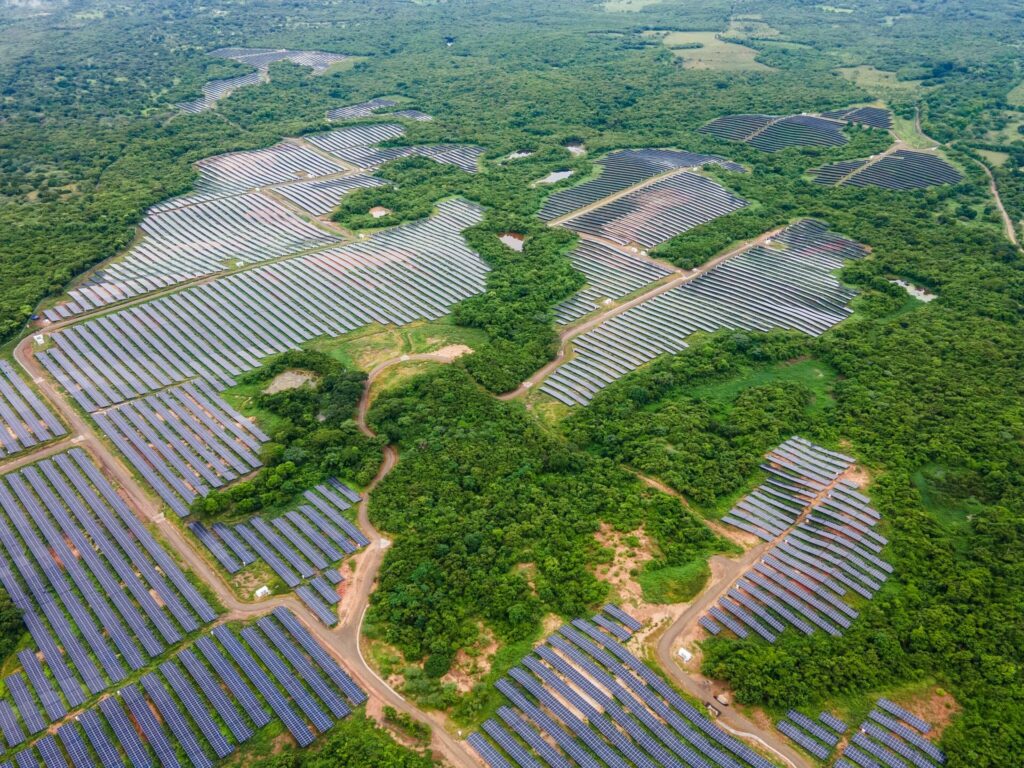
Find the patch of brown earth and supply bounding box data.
[900,687,960,738]
[441,624,499,693]
[593,523,679,633]
[430,344,473,362]
[843,462,872,488]
[263,369,317,394]
[514,562,538,595]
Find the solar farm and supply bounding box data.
[833,700,947,768]
[700,106,894,152]
[177,48,349,113]
[699,437,892,643]
[94,382,269,518]
[812,149,963,190]
[538,148,745,222]
[190,482,369,625]
[469,609,780,768]
[701,113,849,152]
[541,219,867,406]
[0,607,366,767]
[39,198,487,410]
[44,122,486,320]
[327,99,433,122]
[0,362,64,458]
[553,241,675,324]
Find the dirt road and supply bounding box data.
[10,337,480,767]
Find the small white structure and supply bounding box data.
[254,585,272,599]
[677,647,694,663]
[33,334,45,346]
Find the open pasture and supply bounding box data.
[702,437,891,643]
[469,612,778,768]
[541,219,866,406]
[40,200,488,411]
[812,149,962,189]
[655,31,772,71]
[539,148,744,222]
[559,171,748,248]
[553,240,674,324]
[0,447,215,717]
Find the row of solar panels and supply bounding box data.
[541,219,866,406]
[191,482,366,625]
[327,98,433,122]
[40,199,488,412]
[0,447,216,736]
[558,171,748,250]
[0,608,364,768]
[470,614,777,768]
[702,113,849,153]
[775,709,845,760]
[0,361,65,458]
[95,381,269,518]
[538,148,745,222]
[706,442,891,642]
[812,150,963,190]
[835,701,946,768]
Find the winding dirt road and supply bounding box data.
[7,338,479,767]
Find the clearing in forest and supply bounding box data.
[652,31,772,71]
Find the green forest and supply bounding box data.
[2,0,1024,765]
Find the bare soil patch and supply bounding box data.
[441,623,499,693]
[263,369,317,394]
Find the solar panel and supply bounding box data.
[211,626,313,747]
[98,695,153,768]
[0,700,25,747]
[271,607,365,705]
[255,618,349,719]
[121,683,181,768]
[78,710,123,767]
[239,627,333,733]
[159,661,234,759]
[37,734,69,768]
[6,673,47,733]
[14,748,39,768]
[57,722,95,768]
[467,732,514,768]
[177,648,253,743]
[193,637,271,729]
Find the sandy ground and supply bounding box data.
[263,369,317,394]
[441,624,499,693]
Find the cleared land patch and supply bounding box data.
[655,31,772,71]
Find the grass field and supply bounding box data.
[638,560,710,604]
[726,17,781,39]
[602,0,661,11]
[655,31,772,71]
[1007,80,1024,106]
[891,114,940,149]
[685,357,837,417]
[978,149,1010,167]
[984,113,1024,144]
[838,65,927,94]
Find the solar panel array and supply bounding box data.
[0,609,364,767]
[178,48,348,113]
[541,219,867,405]
[321,142,485,174]
[327,98,399,120]
[538,148,745,221]
[393,109,433,122]
[837,701,946,768]
[821,106,894,130]
[0,362,65,457]
[701,113,848,152]
[46,192,341,320]
[94,382,269,517]
[812,149,963,190]
[0,447,215,724]
[272,174,390,216]
[700,437,892,642]
[775,709,841,760]
[190,142,348,198]
[558,171,748,248]
[191,481,367,624]
[553,240,675,324]
[469,613,779,768]
[40,199,488,411]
